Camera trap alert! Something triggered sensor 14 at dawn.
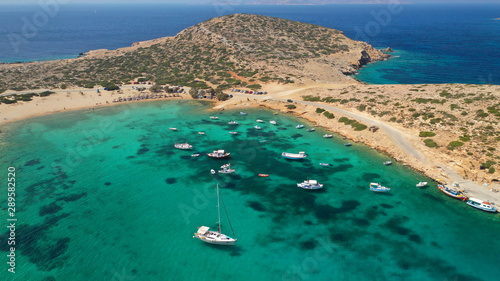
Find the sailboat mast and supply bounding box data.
[217,184,221,233]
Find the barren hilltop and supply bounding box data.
[0,14,387,93]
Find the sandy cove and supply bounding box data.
[1,83,499,208]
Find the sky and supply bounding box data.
[2,0,499,4]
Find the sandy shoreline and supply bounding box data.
[1,83,499,209]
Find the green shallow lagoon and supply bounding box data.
[1,100,499,281]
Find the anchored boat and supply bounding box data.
[174,143,193,150]
[437,184,467,201]
[194,184,237,245]
[281,151,307,160]
[297,179,323,190]
[323,134,333,138]
[466,198,497,213]
[219,163,235,174]
[369,182,391,192]
[208,150,230,159]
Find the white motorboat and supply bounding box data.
[229,121,238,125]
[466,198,497,213]
[296,125,304,129]
[254,125,262,130]
[369,182,391,192]
[174,143,193,150]
[282,151,307,160]
[256,119,264,123]
[323,134,333,138]
[240,112,247,115]
[270,120,277,125]
[383,161,392,166]
[198,132,205,135]
[319,163,330,166]
[169,127,178,131]
[307,128,315,132]
[191,154,200,157]
[194,184,237,245]
[209,116,219,120]
[219,163,235,174]
[297,180,323,190]
[210,169,216,175]
[208,150,230,158]
[416,182,428,187]
[229,131,238,135]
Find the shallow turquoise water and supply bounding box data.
[1,100,499,281]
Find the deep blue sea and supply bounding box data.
[0,3,499,84]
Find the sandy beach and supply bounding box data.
[2,82,498,208]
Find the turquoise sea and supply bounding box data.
[1,100,499,281]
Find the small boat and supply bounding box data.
[416,182,428,187]
[270,120,277,125]
[307,128,315,132]
[297,179,323,190]
[210,169,216,175]
[319,163,330,166]
[344,143,352,147]
[194,184,237,245]
[466,198,497,213]
[240,112,247,115]
[209,116,219,120]
[174,143,193,150]
[437,184,466,201]
[198,132,205,135]
[383,161,392,166]
[369,182,391,192]
[256,119,264,123]
[323,134,333,138]
[169,128,178,131]
[229,131,238,135]
[296,125,304,129]
[229,121,238,125]
[282,151,307,160]
[259,140,267,143]
[219,163,235,174]
[191,154,200,157]
[273,112,278,115]
[208,150,230,158]
[254,125,262,130]
[258,174,269,177]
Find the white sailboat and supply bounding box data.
[194,184,237,245]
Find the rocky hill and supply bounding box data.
[0,14,388,93]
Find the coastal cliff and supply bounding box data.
[0,14,387,93]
